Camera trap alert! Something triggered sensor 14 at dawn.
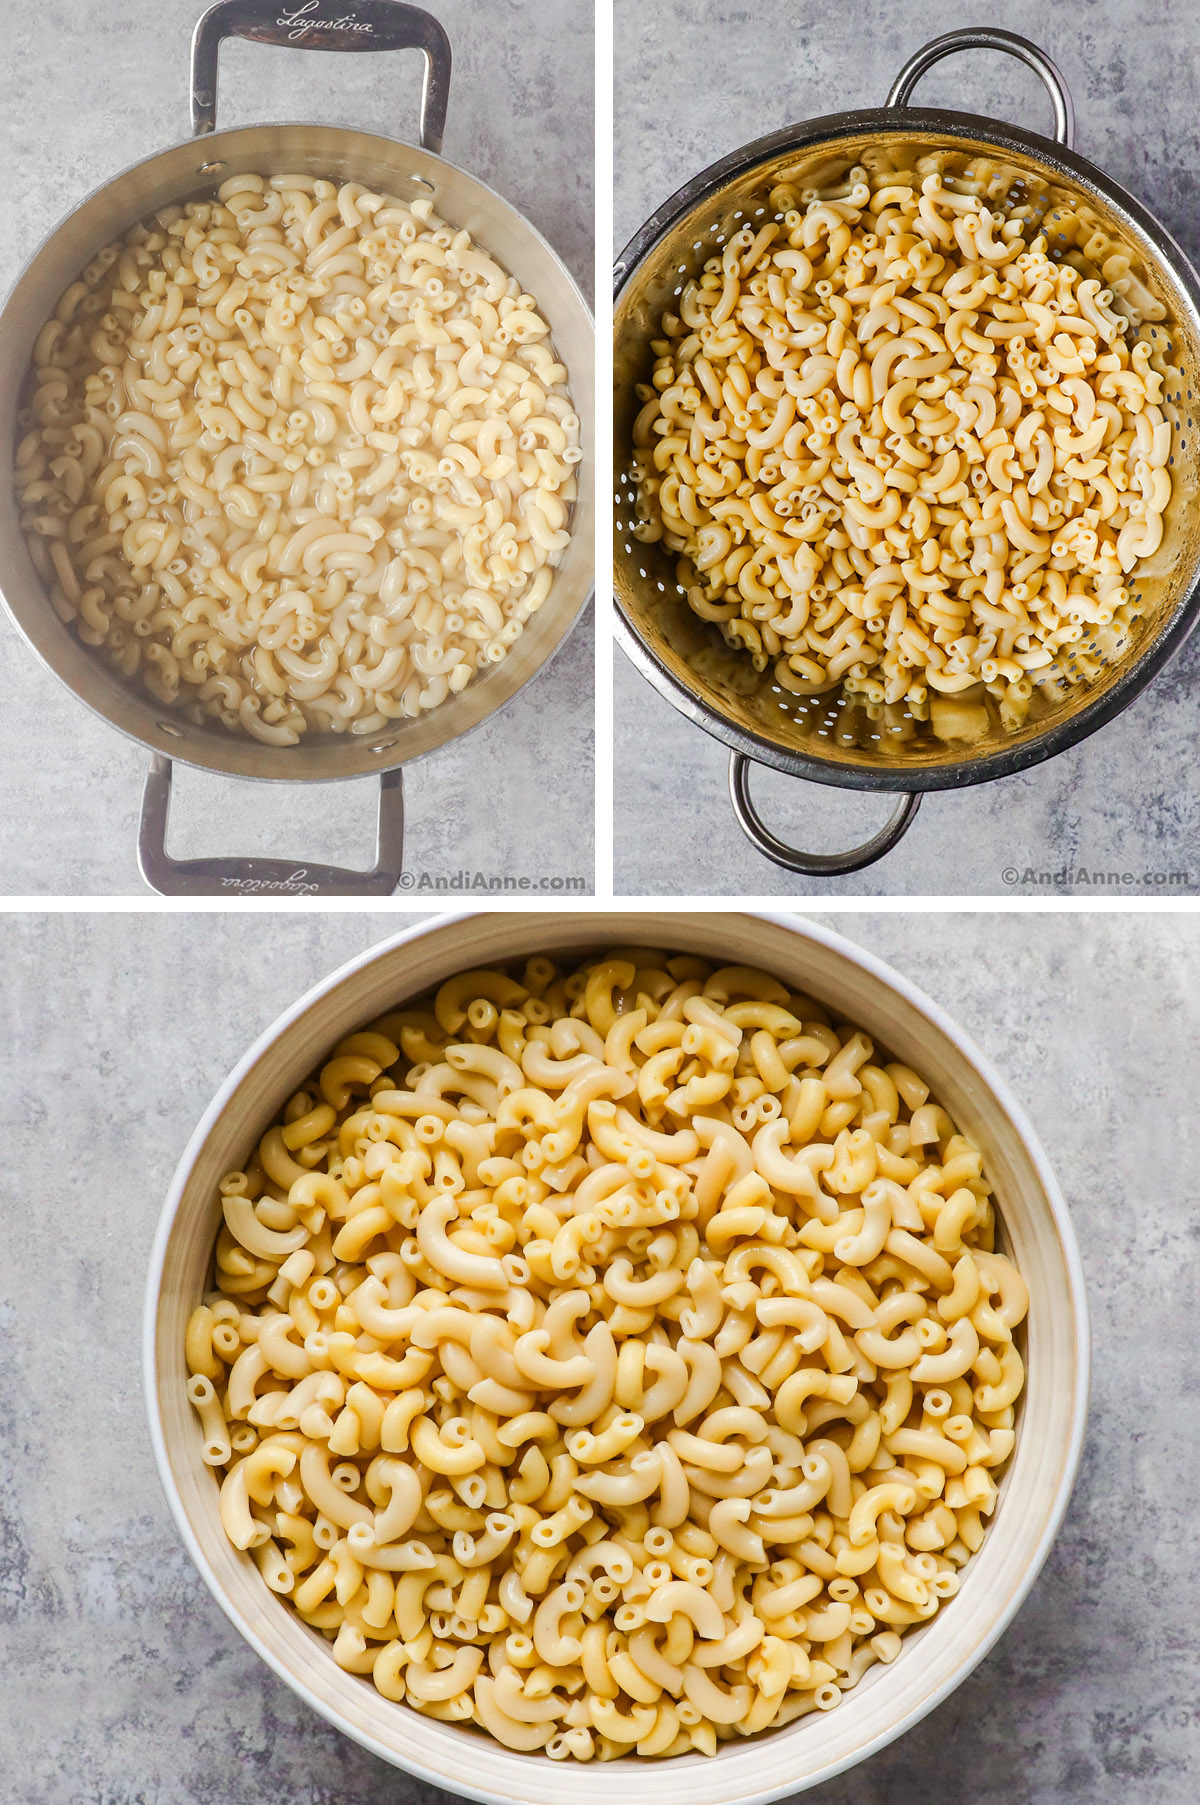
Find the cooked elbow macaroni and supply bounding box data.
[631,162,1171,732]
[16,174,579,742]
[188,948,1028,1759]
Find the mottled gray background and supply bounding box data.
[0,0,594,895]
[613,0,1200,896]
[3,910,1197,1802]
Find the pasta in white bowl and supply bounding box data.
[187,943,1028,1760]
[147,909,1087,1803]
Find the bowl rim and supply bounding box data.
[612,102,1200,794]
[143,907,1091,1802]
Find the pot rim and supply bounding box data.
[143,906,1091,1803]
[1,119,594,784]
[613,102,1200,794]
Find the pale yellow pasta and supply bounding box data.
[189,948,1027,1760]
[17,173,579,742]
[631,161,1172,734]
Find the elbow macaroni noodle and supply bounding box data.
[188,948,1028,1760]
[16,174,579,743]
[631,160,1172,732]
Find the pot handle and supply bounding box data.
[728,753,922,877]
[886,27,1074,149]
[191,0,452,149]
[137,755,406,895]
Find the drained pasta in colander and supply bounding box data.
[630,161,1172,733]
[185,948,1028,1760]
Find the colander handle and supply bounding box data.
[886,28,1074,148]
[191,0,452,149]
[728,754,922,877]
[137,755,406,896]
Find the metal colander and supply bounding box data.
[614,28,1200,874]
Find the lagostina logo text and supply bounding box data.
[276,2,375,42]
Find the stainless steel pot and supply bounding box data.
[0,0,594,895]
[614,28,1200,875]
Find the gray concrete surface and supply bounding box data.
[2,909,1196,1803]
[613,0,1200,896]
[0,0,594,896]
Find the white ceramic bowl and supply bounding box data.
[144,910,1089,1803]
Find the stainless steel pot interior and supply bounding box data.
[0,122,594,783]
[614,110,1200,792]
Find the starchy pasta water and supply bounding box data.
[187,949,1028,1759]
[15,174,579,742]
[631,163,1172,731]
